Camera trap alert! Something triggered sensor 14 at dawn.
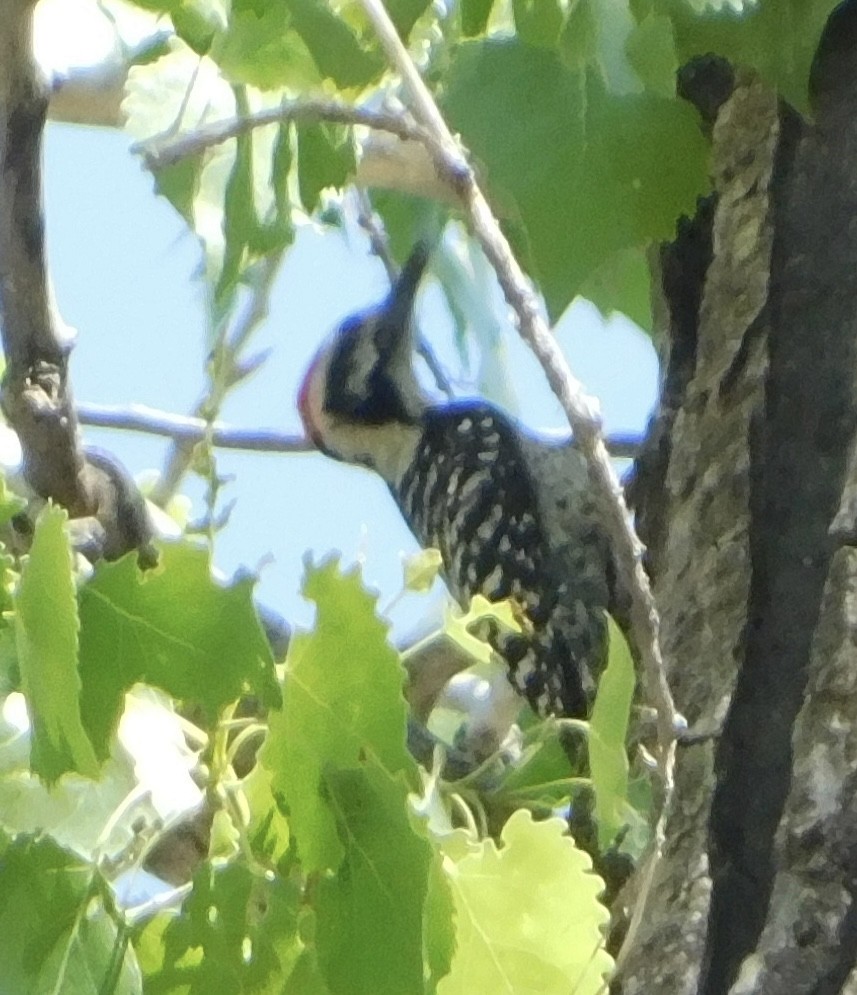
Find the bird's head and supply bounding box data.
[298,243,430,479]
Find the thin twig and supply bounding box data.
[136,98,428,172]
[358,0,677,971]
[78,402,313,453]
[78,400,641,459]
[151,252,284,507]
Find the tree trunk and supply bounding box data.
[620,11,857,994]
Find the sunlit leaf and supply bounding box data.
[443,39,709,322]
[659,0,840,112]
[288,0,384,88]
[438,810,612,993]
[15,506,98,782]
[513,0,564,48]
[627,11,679,98]
[215,2,322,89]
[588,616,635,849]
[315,764,437,995]
[78,542,278,760]
[443,594,523,666]
[0,836,140,994]
[403,547,443,592]
[261,558,413,873]
[137,862,303,990]
[559,0,597,71]
[296,122,356,214]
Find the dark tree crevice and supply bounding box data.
[620,9,857,991]
[705,18,857,991]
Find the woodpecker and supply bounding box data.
[298,245,616,718]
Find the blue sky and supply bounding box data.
[44,118,658,641]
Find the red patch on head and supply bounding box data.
[297,353,323,448]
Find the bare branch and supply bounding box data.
[78,399,641,460]
[78,402,313,453]
[137,98,428,172]
[0,4,143,563]
[358,0,676,968]
[0,3,62,375]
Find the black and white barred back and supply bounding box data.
[394,400,612,717]
[298,244,617,720]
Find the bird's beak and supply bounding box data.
[383,242,430,328]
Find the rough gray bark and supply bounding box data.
[0,0,154,566]
[622,66,778,994]
[622,8,857,993]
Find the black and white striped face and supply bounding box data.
[298,246,430,476]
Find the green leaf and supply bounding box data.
[621,771,654,861]
[78,541,279,760]
[430,237,519,408]
[370,190,447,266]
[403,547,443,592]
[386,0,434,39]
[0,536,19,623]
[513,0,564,48]
[137,862,303,990]
[172,0,225,54]
[123,0,225,51]
[243,761,292,870]
[443,594,522,667]
[558,0,640,92]
[424,849,457,990]
[153,154,203,226]
[215,2,322,89]
[438,810,612,993]
[626,11,679,97]
[500,723,582,809]
[443,40,709,321]
[260,558,413,874]
[296,122,356,214]
[14,505,99,782]
[588,617,635,850]
[660,0,840,113]
[578,245,652,329]
[287,0,384,89]
[461,0,496,36]
[315,764,437,995]
[124,48,238,299]
[0,626,18,696]
[559,0,597,72]
[272,121,294,219]
[589,0,640,94]
[283,946,331,995]
[214,105,258,321]
[217,0,407,92]
[0,475,26,527]
[0,835,140,994]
